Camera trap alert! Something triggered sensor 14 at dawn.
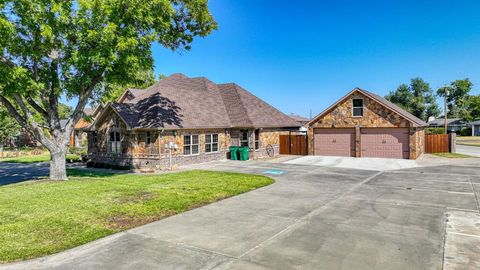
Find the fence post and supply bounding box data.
[449,133,456,153]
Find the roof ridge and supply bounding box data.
[217,83,252,127]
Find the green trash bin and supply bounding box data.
[229,146,239,160]
[239,147,250,161]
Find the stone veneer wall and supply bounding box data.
[308,91,425,159]
[253,129,290,159]
[88,113,290,169]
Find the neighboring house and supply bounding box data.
[471,120,480,136]
[288,113,310,132]
[70,107,103,148]
[427,118,469,133]
[14,129,40,147]
[87,73,300,170]
[307,88,427,159]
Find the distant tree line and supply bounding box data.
[385,78,480,122]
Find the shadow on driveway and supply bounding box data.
[0,162,49,185]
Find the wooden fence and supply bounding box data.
[425,134,452,153]
[279,135,307,155]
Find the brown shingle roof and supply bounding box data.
[308,88,428,127]
[97,74,299,130]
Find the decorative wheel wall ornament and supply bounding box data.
[266,144,274,157]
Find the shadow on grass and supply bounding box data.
[67,168,118,178]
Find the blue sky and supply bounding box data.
[153,1,478,117]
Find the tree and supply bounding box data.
[92,69,158,105]
[463,95,480,122]
[0,108,20,157]
[385,78,440,121]
[0,0,217,180]
[437,79,473,119]
[58,103,73,119]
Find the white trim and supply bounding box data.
[183,134,199,155]
[352,98,364,117]
[205,133,219,153]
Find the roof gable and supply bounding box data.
[308,88,428,127]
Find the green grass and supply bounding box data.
[0,169,273,262]
[0,154,81,163]
[456,136,480,147]
[432,152,473,158]
[0,154,50,163]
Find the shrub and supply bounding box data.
[426,127,445,135]
[66,155,82,163]
[69,147,87,156]
[457,128,472,136]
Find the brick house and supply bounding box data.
[307,88,427,159]
[86,74,299,170]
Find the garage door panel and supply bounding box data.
[314,128,355,157]
[361,128,409,159]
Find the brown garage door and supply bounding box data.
[314,128,355,157]
[361,128,409,159]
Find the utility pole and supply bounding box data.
[443,86,449,134]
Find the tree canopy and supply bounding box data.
[385,78,440,121]
[0,0,217,179]
[437,79,473,119]
[0,107,19,148]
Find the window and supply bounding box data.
[205,134,219,153]
[184,134,199,155]
[109,130,121,153]
[254,129,260,149]
[146,132,151,145]
[352,98,363,117]
[240,130,249,147]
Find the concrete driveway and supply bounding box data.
[284,155,418,171]
[457,144,480,157]
[2,161,480,270]
[0,162,49,185]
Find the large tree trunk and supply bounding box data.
[49,148,68,180]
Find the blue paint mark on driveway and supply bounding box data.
[263,170,286,175]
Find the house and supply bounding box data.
[427,118,469,133]
[69,107,103,148]
[288,113,310,126]
[86,73,300,170]
[307,88,427,159]
[288,113,310,132]
[471,120,480,136]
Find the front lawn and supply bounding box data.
[432,152,473,158]
[456,136,480,147]
[0,154,80,163]
[0,169,273,262]
[0,154,51,163]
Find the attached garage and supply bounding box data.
[307,88,427,159]
[313,128,355,157]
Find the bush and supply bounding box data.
[66,155,82,163]
[457,128,472,136]
[68,147,87,156]
[426,127,445,135]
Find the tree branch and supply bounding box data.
[10,93,54,149]
[26,96,49,118]
[0,56,16,69]
[64,71,105,139]
[0,95,28,128]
